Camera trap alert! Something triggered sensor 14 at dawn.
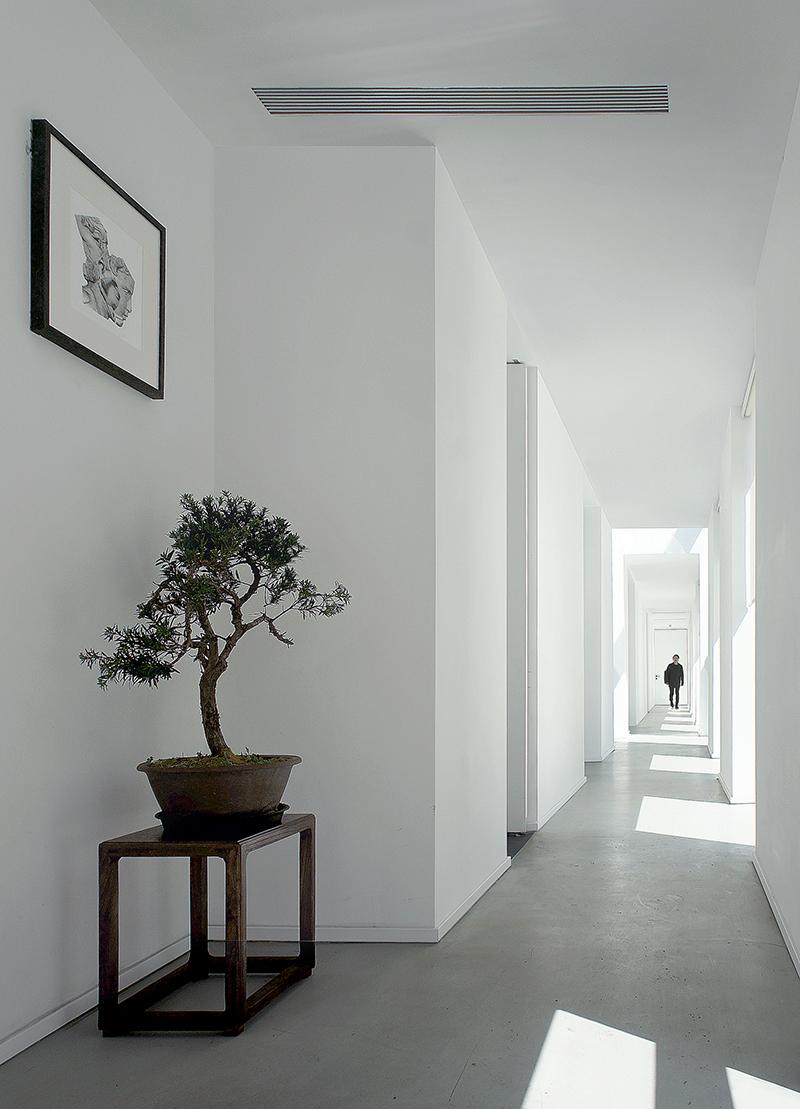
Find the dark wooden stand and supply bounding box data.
[98,812,315,1035]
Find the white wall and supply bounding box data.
[433,156,508,929]
[214,146,508,940]
[535,376,586,826]
[508,369,595,829]
[214,145,437,939]
[0,0,214,1062]
[718,408,756,803]
[753,84,800,974]
[508,324,601,825]
[584,506,614,761]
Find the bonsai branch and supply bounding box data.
[81,491,350,760]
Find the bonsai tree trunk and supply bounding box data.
[199,668,239,761]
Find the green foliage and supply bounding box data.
[80,622,181,688]
[80,492,350,692]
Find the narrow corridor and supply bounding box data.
[631,705,701,737]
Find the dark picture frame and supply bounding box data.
[30,119,166,399]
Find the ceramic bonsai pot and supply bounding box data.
[138,755,301,834]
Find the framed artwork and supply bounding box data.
[30,119,165,399]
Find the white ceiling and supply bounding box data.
[91,0,800,525]
[627,553,699,592]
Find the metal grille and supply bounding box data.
[252,86,669,115]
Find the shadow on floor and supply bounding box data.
[507,831,534,859]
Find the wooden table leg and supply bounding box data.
[224,847,247,1034]
[189,856,209,979]
[98,849,119,1034]
[299,824,315,969]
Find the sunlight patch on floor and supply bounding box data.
[649,754,720,775]
[521,1011,655,1108]
[727,1067,800,1107]
[636,796,754,846]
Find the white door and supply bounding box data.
[653,627,688,707]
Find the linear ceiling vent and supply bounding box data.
[252,85,669,115]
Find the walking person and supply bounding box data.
[664,654,684,709]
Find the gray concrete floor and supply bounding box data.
[630,703,698,737]
[3,720,800,1108]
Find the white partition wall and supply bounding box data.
[717,408,756,804]
[584,506,614,762]
[753,81,800,975]
[535,376,587,826]
[214,146,509,943]
[507,368,607,828]
[433,157,509,931]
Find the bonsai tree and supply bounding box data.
[81,492,349,763]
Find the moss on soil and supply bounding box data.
[143,754,295,769]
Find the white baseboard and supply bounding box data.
[753,856,800,981]
[586,746,616,764]
[209,923,441,943]
[209,858,513,946]
[0,934,189,1067]
[434,857,512,941]
[527,776,587,831]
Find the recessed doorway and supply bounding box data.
[652,625,689,708]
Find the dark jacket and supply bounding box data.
[664,662,684,688]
